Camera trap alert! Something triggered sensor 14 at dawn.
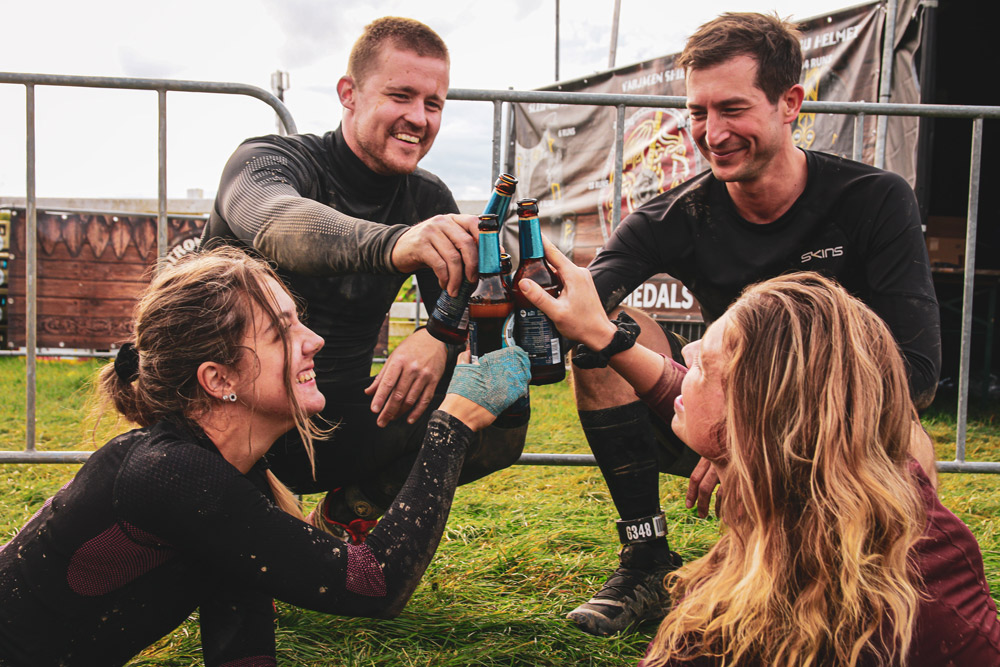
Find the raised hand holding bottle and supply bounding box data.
[426,173,518,344]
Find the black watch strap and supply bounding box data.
[572,311,641,369]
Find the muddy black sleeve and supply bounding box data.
[854,173,941,407]
[198,581,276,666]
[117,411,472,620]
[213,141,408,276]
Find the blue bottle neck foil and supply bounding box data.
[518,214,545,260]
[479,229,502,274]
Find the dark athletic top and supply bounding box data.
[638,364,1000,666]
[0,412,472,666]
[201,126,459,383]
[590,150,941,406]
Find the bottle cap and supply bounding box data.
[516,198,539,218]
[495,173,518,196]
[478,213,499,231]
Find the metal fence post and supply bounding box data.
[25,84,37,453]
[956,117,984,463]
[157,89,168,265]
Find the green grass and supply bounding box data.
[2,356,999,665]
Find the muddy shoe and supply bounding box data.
[567,545,682,636]
[306,495,377,543]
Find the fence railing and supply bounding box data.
[1,73,998,474]
[450,88,1000,473]
[0,72,295,461]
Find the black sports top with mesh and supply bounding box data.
[589,150,941,406]
[201,126,460,384]
[0,412,472,666]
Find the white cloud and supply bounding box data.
[1,0,857,201]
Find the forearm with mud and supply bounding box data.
[219,176,408,276]
[349,411,473,618]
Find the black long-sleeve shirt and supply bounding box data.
[0,412,472,666]
[201,127,460,383]
[590,150,941,406]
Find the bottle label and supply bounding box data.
[515,307,562,365]
[469,316,506,362]
[469,320,481,363]
[431,280,475,329]
[518,218,546,260]
[502,312,516,348]
[483,192,513,226]
[479,230,502,273]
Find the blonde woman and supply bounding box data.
[0,247,530,666]
[522,240,1000,665]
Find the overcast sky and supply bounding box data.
[1,0,855,203]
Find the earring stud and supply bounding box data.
[223,393,238,402]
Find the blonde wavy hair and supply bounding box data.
[645,272,926,666]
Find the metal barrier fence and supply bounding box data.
[452,87,1000,473]
[1,72,998,474]
[0,71,295,462]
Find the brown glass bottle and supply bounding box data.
[500,252,513,289]
[510,198,566,385]
[468,214,513,361]
[426,173,518,344]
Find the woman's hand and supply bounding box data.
[440,347,530,431]
[516,236,617,351]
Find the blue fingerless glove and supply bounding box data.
[447,346,530,416]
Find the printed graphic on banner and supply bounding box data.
[510,0,906,324]
[598,108,701,244]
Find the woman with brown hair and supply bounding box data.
[0,246,530,666]
[522,239,1000,666]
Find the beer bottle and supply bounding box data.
[468,214,513,361]
[500,252,513,289]
[511,198,566,385]
[469,213,514,362]
[426,173,518,344]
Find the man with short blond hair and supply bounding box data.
[347,15,449,82]
[203,16,529,542]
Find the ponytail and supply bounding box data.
[266,470,303,518]
[95,343,153,428]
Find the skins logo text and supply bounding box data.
[801,246,843,263]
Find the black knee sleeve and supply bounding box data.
[579,401,663,522]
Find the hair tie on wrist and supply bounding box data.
[114,342,140,383]
[572,311,641,369]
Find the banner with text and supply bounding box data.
[510,0,920,323]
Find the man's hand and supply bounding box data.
[686,457,722,519]
[365,328,449,427]
[390,213,479,297]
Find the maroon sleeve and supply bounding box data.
[635,355,688,423]
[908,460,1000,663]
